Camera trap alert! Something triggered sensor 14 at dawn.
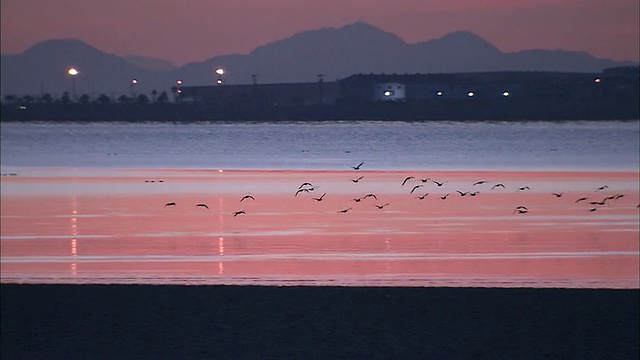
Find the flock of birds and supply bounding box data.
[161,161,638,217]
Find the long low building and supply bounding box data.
[179,67,639,107]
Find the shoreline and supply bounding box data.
[2,284,638,358]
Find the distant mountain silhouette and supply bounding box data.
[1,22,636,97]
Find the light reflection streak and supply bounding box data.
[218,198,225,274]
[218,236,225,274]
[70,194,78,274]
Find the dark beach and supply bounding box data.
[2,284,638,359]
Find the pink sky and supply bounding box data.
[1,0,638,66]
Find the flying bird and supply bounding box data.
[232,210,246,217]
[338,207,353,213]
[417,193,429,200]
[295,188,313,196]
[401,176,414,186]
[351,176,364,183]
[575,197,588,203]
[492,183,506,190]
[410,184,424,194]
[240,195,255,202]
[596,185,609,191]
[312,193,326,201]
[432,180,446,187]
[552,192,564,198]
[473,180,488,186]
[514,207,529,214]
[420,178,430,183]
[517,186,531,191]
[196,203,209,209]
[374,203,390,209]
[469,191,479,197]
[456,190,468,196]
[164,202,176,207]
[352,162,364,170]
[363,193,378,200]
[440,193,450,200]
[298,182,314,189]
[353,197,363,203]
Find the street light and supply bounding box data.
[215,67,224,85]
[131,79,138,97]
[67,67,79,100]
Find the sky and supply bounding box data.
[1,0,638,66]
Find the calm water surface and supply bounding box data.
[1,121,639,287]
[1,120,638,170]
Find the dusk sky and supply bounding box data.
[1,0,638,66]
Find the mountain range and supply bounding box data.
[1,22,636,98]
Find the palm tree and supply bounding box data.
[117,95,130,105]
[96,94,111,104]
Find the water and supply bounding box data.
[1,120,638,170]
[1,120,639,288]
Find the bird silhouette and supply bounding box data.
[514,207,528,214]
[470,191,479,197]
[338,207,353,213]
[456,190,468,196]
[164,202,176,207]
[299,182,314,189]
[432,180,446,187]
[295,188,313,196]
[420,178,430,183]
[417,193,429,200]
[440,193,450,200]
[473,180,488,186]
[312,193,326,201]
[232,210,246,217]
[240,195,255,202]
[351,176,364,183]
[552,192,564,198]
[196,203,209,209]
[374,203,390,209]
[492,183,506,190]
[517,186,531,191]
[410,184,424,194]
[596,185,609,191]
[352,162,364,170]
[363,193,378,200]
[575,197,588,203]
[401,176,414,186]
[353,197,363,203]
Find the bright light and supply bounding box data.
[215,68,224,75]
[216,79,223,85]
[131,79,138,84]
[502,91,510,97]
[384,90,393,97]
[467,91,475,97]
[67,68,79,76]
[594,77,601,83]
[176,79,183,85]
[436,91,443,96]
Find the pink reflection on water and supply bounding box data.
[1,169,638,288]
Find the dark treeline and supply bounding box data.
[1,91,638,122]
